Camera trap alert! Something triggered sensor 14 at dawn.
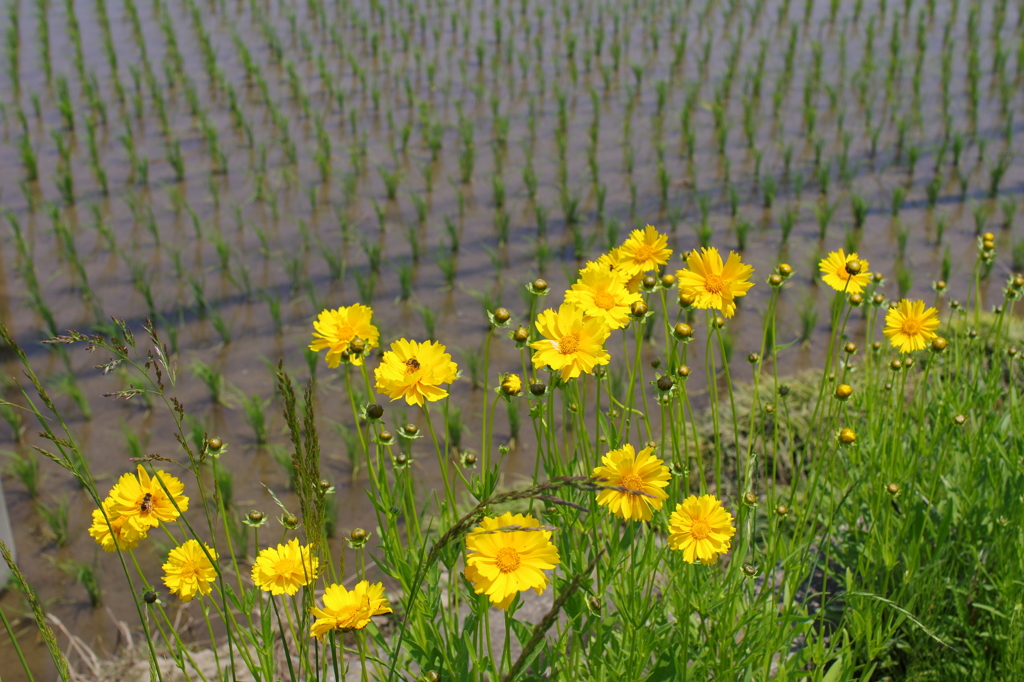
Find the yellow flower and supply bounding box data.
[667,495,736,564]
[617,224,672,276]
[565,262,642,329]
[88,497,144,552]
[310,304,380,367]
[884,299,940,353]
[676,247,755,318]
[162,539,219,602]
[110,466,189,541]
[530,303,611,381]
[374,339,459,406]
[251,538,319,596]
[598,248,644,293]
[592,444,671,522]
[818,249,872,293]
[464,512,560,610]
[309,581,392,639]
[500,373,522,396]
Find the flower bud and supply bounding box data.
[424,672,440,682]
[348,337,366,354]
[144,591,158,604]
[531,278,548,292]
[873,272,884,282]
[656,375,674,391]
[983,232,995,242]
[930,337,948,352]
[843,342,857,354]
[462,452,477,467]
[501,374,522,395]
[283,513,300,529]
[838,428,856,444]
[529,382,547,396]
[775,504,789,516]
[764,403,775,413]
[872,341,882,351]
[403,423,419,436]
[1013,275,1024,290]
[953,414,966,425]
[513,326,529,343]
[835,384,853,400]
[779,263,793,277]
[743,492,757,506]
[630,301,648,318]
[742,564,758,576]
[769,273,784,287]
[641,275,658,291]
[207,437,223,451]
[492,307,511,324]
[849,292,863,307]
[871,293,886,307]
[661,274,676,288]
[935,280,947,291]
[845,259,862,276]
[679,292,696,307]
[673,322,693,340]
[379,430,394,444]
[889,359,903,372]
[714,316,725,328]
[885,483,900,496]
[778,385,790,397]
[366,403,384,420]
[248,510,264,523]
[350,528,367,543]
[676,364,691,378]
[747,353,760,364]
[649,358,661,369]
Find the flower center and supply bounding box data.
[557,334,581,355]
[337,325,355,341]
[593,291,617,310]
[632,244,655,264]
[704,275,725,294]
[689,518,712,541]
[178,560,200,582]
[405,358,421,375]
[836,266,851,281]
[273,558,298,576]
[901,319,921,335]
[495,547,522,573]
[620,473,645,494]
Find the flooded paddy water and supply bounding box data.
[0,0,1022,678]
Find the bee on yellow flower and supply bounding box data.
[374,339,459,406]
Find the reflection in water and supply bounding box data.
[0,0,1021,677]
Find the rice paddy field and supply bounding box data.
[1,0,1024,679]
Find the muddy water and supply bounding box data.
[1,0,1022,678]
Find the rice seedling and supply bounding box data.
[3,449,42,498]
[37,496,71,547]
[189,359,226,406]
[54,558,102,607]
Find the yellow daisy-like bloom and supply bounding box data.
[374,339,459,406]
[598,248,645,294]
[309,581,392,639]
[110,466,189,541]
[251,538,320,596]
[884,299,940,353]
[162,539,219,602]
[818,249,872,294]
[88,497,144,552]
[565,262,642,329]
[617,224,672,276]
[309,304,380,367]
[667,495,736,565]
[530,303,611,381]
[592,444,671,521]
[676,247,755,318]
[465,512,560,610]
